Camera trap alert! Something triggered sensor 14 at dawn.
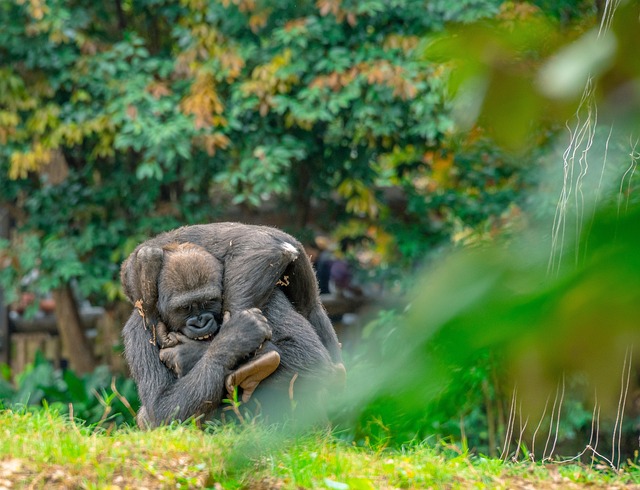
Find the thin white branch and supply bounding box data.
[543,379,562,461]
[614,347,633,469]
[548,373,566,460]
[501,385,518,461]
[513,402,529,463]
[530,394,550,462]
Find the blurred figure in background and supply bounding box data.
[329,238,364,300]
[312,236,335,295]
[306,235,368,351]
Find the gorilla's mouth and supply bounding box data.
[184,316,221,341]
[192,322,220,341]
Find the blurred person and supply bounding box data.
[329,238,364,299]
[311,236,335,295]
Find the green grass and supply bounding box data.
[0,408,638,489]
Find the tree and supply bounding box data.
[1,0,518,370]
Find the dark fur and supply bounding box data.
[121,223,343,427]
[123,307,273,426]
[159,289,335,383]
[121,222,342,362]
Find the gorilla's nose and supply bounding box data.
[187,312,214,329]
[198,312,214,325]
[184,312,219,339]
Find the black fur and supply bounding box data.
[158,289,335,383]
[121,223,343,427]
[121,222,342,362]
[123,307,272,426]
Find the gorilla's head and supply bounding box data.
[157,242,223,340]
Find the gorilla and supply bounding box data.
[152,242,337,394]
[121,223,344,427]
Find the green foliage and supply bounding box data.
[0,353,138,427]
[530,0,598,22]
[342,201,640,460]
[431,1,640,151]
[337,0,640,461]
[0,0,521,303]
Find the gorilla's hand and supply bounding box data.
[159,333,208,377]
[215,309,273,367]
[155,321,180,348]
[160,309,272,376]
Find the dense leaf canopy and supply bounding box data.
[0,0,527,302]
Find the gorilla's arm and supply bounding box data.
[159,289,344,397]
[213,227,344,365]
[160,289,338,379]
[123,312,174,424]
[262,289,338,382]
[121,223,343,364]
[123,308,271,427]
[121,224,298,312]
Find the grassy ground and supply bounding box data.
[0,409,638,489]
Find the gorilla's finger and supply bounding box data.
[333,362,347,390]
[159,349,171,363]
[247,307,267,320]
[172,332,192,343]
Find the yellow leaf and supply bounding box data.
[337,178,380,218]
[197,132,230,156]
[25,104,60,135]
[181,71,224,129]
[240,49,298,115]
[0,111,20,144]
[146,81,172,99]
[92,131,116,159]
[9,142,52,179]
[427,151,455,189]
[383,34,420,52]
[249,11,269,32]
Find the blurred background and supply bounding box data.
[1,0,639,464]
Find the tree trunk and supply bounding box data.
[0,207,9,366]
[114,0,127,31]
[52,284,96,374]
[293,159,314,229]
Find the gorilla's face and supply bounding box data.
[157,243,223,340]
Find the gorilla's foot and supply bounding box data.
[225,350,281,402]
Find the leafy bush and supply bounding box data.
[0,0,510,309]
[0,353,138,427]
[340,202,640,462]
